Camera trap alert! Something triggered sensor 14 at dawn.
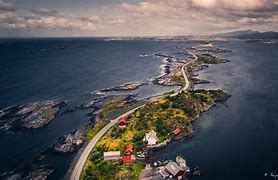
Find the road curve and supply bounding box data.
[181,51,198,91]
[171,51,198,97]
[70,105,144,180]
[181,63,190,91]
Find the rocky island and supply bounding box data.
[0,163,54,180]
[79,95,136,110]
[154,51,229,87]
[53,129,85,153]
[0,101,65,133]
[99,82,147,93]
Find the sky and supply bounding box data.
[0,0,277,37]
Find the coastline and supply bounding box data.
[0,40,232,180]
[79,43,231,179]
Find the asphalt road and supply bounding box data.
[69,105,144,180]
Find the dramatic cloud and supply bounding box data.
[0,0,16,11]
[0,9,100,31]
[110,0,278,35]
[0,0,277,36]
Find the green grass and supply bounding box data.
[85,120,109,139]
[98,100,146,121]
[132,161,144,178]
[170,75,185,85]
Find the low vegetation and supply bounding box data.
[197,54,230,64]
[170,75,185,85]
[82,89,230,180]
[85,120,109,139]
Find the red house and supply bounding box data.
[172,128,181,136]
[122,156,132,163]
[118,117,126,128]
[125,144,133,155]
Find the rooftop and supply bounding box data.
[103,151,121,156]
[146,130,158,140]
[165,161,183,176]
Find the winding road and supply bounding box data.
[182,50,198,91]
[171,50,198,96]
[69,51,198,180]
[69,105,144,180]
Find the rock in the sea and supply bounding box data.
[80,94,136,110]
[100,82,147,93]
[65,105,78,113]
[23,167,54,180]
[53,130,84,153]
[190,77,210,85]
[0,166,54,180]
[0,101,65,133]
[196,47,232,53]
[197,53,230,64]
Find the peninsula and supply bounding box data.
[70,47,231,180]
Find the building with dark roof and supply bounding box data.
[165,161,185,178]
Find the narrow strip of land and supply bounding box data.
[181,64,190,91]
[171,51,197,96]
[70,105,144,180]
[182,51,198,91]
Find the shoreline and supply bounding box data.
[0,41,232,180]
[79,44,231,179]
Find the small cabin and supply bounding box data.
[172,128,181,136]
[118,117,126,128]
[125,144,133,155]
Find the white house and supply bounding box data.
[143,130,158,145]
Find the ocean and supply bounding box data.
[152,40,278,180]
[0,38,278,179]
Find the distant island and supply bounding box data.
[214,30,278,40]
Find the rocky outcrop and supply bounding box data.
[79,95,136,110]
[100,82,147,92]
[196,47,232,53]
[153,55,186,86]
[208,89,231,102]
[0,101,65,133]
[190,77,210,85]
[53,130,84,153]
[23,167,54,180]
[0,165,54,180]
[197,54,230,64]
